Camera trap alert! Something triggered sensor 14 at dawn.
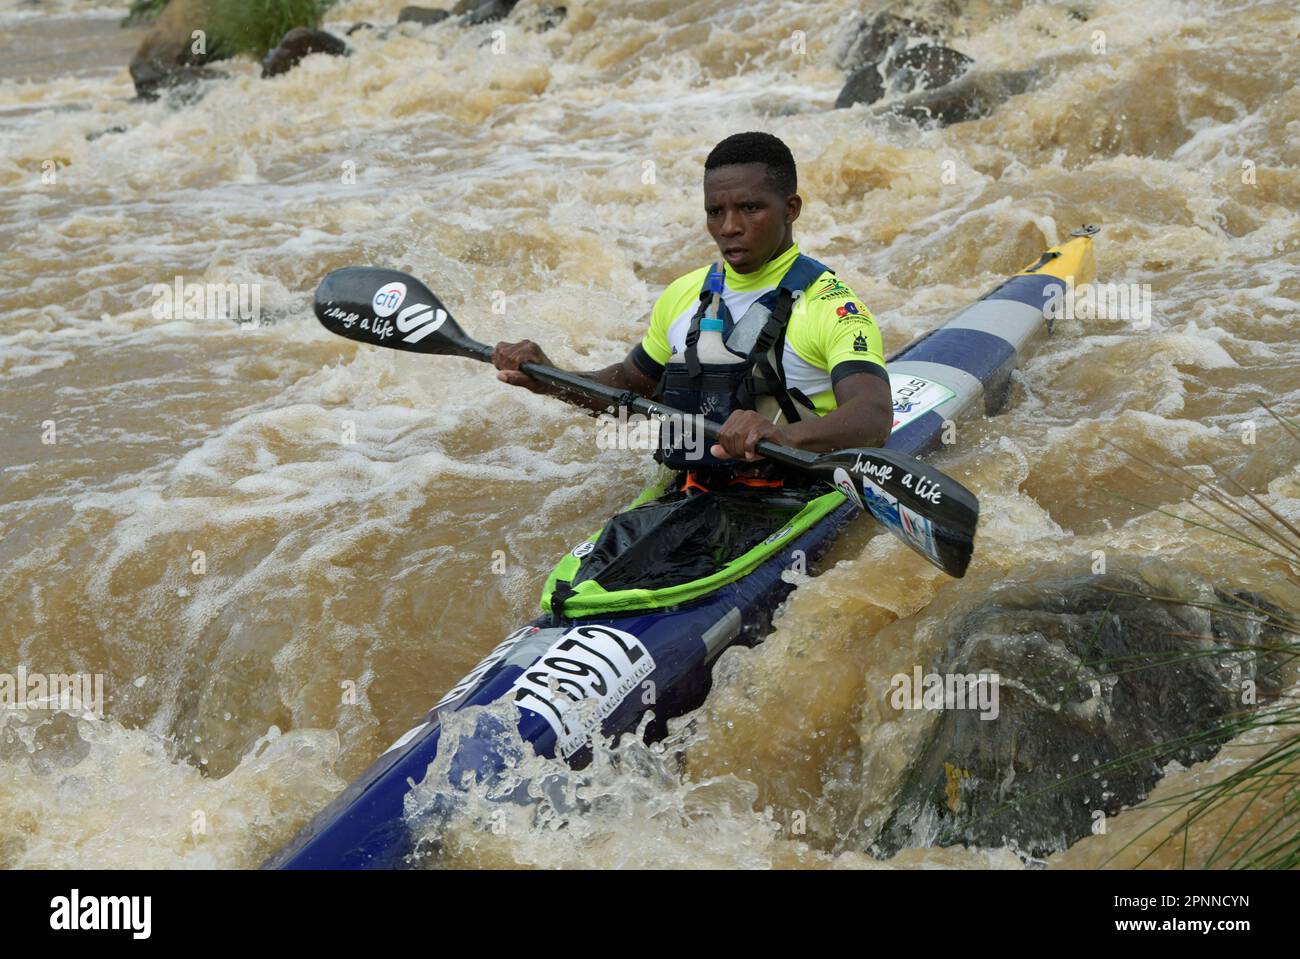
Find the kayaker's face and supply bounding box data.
[703,163,800,274]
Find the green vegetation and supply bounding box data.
[123,0,344,59]
[122,0,169,27]
[207,0,334,59]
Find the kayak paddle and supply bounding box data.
[313,267,979,578]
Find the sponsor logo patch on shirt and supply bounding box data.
[813,278,856,301]
[835,301,872,322]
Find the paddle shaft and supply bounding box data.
[311,266,977,576]
[468,343,820,470]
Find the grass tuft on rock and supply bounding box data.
[1098,404,1300,868]
[207,0,334,59]
[125,1,343,59]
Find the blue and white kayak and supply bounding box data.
[265,228,1099,868]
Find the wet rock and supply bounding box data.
[86,126,129,143]
[417,0,561,32]
[838,10,945,75]
[460,0,519,26]
[833,4,971,111]
[834,64,885,109]
[260,27,347,78]
[128,0,221,100]
[836,44,972,109]
[872,67,1039,127]
[871,570,1292,860]
[886,43,973,95]
[129,0,335,97]
[397,6,450,26]
[130,59,227,102]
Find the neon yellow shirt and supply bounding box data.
[636,244,886,414]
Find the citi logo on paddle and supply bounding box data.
[888,666,1000,721]
[1,666,104,719]
[49,889,151,939]
[151,275,262,328]
[371,281,406,317]
[369,280,447,344]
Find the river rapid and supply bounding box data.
[1,0,1297,868]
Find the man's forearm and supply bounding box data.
[783,396,891,452]
[537,363,646,416]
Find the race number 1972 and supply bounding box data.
[509,624,656,757]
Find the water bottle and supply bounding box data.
[695,267,743,366]
[659,267,748,470]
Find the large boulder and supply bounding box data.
[835,42,973,109]
[129,0,340,96]
[128,0,221,99]
[868,568,1290,859]
[260,26,347,78]
[886,43,973,96]
[833,5,972,112]
[837,10,947,75]
[834,65,885,109]
[871,67,1039,126]
[129,59,227,101]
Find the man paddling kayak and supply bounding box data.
[493,132,893,475]
[274,222,1083,866]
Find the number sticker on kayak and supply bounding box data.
[889,373,955,432]
[509,624,656,758]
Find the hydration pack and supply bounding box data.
[656,253,832,472]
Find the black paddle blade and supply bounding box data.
[313,267,491,361]
[815,446,979,578]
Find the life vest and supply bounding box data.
[655,253,832,472]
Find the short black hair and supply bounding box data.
[704,132,797,197]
